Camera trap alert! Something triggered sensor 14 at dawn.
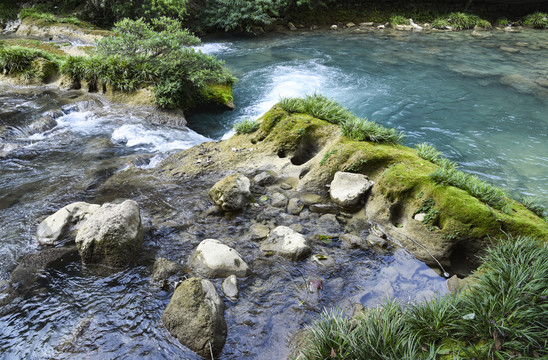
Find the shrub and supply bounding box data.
[298,236,548,359]
[233,118,260,134]
[431,18,450,29]
[523,12,548,29]
[432,12,491,30]
[280,94,404,145]
[389,15,409,26]
[0,45,58,75]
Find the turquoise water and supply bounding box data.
[192,29,548,205]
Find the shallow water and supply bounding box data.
[1,28,547,359]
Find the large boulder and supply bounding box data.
[208,173,250,211]
[75,200,144,267]
[162,278,227,358]
[260,226,311,260]
[329,171,373,209]
[36,202,100,246]
[190,239,250,278]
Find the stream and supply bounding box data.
[1,28,547,359]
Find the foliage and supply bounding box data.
[416,143,458,170]
[280,94,403,145]
[430,167,509,212]
[432,12,491,30]
[20,6,85,26]
[519,197,547,219]
[233,118,260,134]
[523,12,548,29]
[0,44,58,75]
[389,15,409,26]
[0,1,19,20]
[59,17,234,109]
[299,236,548,359]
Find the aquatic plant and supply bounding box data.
[280,94,404,145]
[233,118,260,134]
[298,235,548,359]
[523,12,548,29]
[389,15,409,26]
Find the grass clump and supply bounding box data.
[430,167,509,211]
[389,15,409,26]
[523,12,548,29]
[280,94,404,145]
[416,143,458,170]
[519,197,547,219]
[432,12,491,30]
[299,236,548,359]
[20,7,85,27]
[0,44,59,77]
[233,118,260,134]
[431,18,450,29]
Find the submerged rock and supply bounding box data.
[222,275,239,301]
[75,200,144,267]
[260,226,311,260]
[162,278,227,358]
[37,202,100,246]
[151,257,185,283]
[209,173,251,211]
[190,239,250,278]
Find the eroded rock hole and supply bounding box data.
[389,201,406,228]
[290,134,323,166]
[277,148,286,158]
[449,243,482,276]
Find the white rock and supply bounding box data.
[360,22,374,26]
[329,171,373,208]
[37,202,100,246]
[410,18,423,30]
[222,275,239,301]
[190,239,250,278]
[330,25,338,30]
[414,213,426,222]
[260,226,311,260]
[209,173,251,211]
[377,24,385,29]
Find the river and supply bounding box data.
[0,28,547,359]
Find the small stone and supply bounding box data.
[360,22,374,26]
[535,76,548,88]
[270,192,288,208]
[260,226,311,260]
[377,25,385,29]
[222,275,239,301]
[299,193,324,206]
[317,214,341,233]
[367,234,387,249]
[151,257,184,283]
[287,198,304,215]
[330,25,338,30]
[311,254,336,267]
[249,223,270,241]
[414,213,426,222]
[309,204,339,215]
[346,22,355,28]
[308,278,323,292]
[447,275,469,294]
[280,183,292,190]
[209,173,251,211]
[515,42,528,47]
[254,171,277,186]
[341,234,368,249]
[288,22,297,31]
[190,239,250,278]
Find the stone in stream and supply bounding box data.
[287,198,304,215]
[190,239,250,278]
[75,200,144,267]
[151,257,185,284]
[253,170,277,186]
[329,171,373,209]
[162,278,227,359]
[260,226,311,260]
[222,275,239,301]
[37,202,101,246]
[270,192,288,208]
[208,173,251,211]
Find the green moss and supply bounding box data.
[202,83,234,109]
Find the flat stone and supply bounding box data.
[535,76,548,88]
[253,171,277,186]
[367,234,387,249]
[280,183,292,190]
[260,226,311,260]
[311,254,336,267]
[190,239,250,278]
[341,234,369,250]
[222,275,239,301]
[287,198,304,215]
[330,25,337,30]
[248,223,270,241]
[346,22,355,28]
[270,192,288,208]
[309,204,339,215]
[360,22,374,26]
[299,193,324,206]
[151,257,184,283]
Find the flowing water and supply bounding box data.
[1,28,547,359]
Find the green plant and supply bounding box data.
[319,150,337,165]
[519,197,546,219]
[496,18,509,26]
[523,12,548,29]
[389,15,409,26]
[341,117,404,145]
[0,45,59,75]
[415,198,439,229]
[416,143,458,170]
[432,12,490,30]
[431,18,450,29]
[430,167,509,212]
[233,118,260,134]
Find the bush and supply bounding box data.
[432,12,491,30]
[233,118,260,134]
[0,45,58,75]
[524,12,548,29]
[389,15,409,26]
[298,236,548,359]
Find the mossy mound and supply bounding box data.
[153,103,547,272]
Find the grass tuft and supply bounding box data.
[415,143,458,170]
[280,94,404,145]
[389,15,409,26]
[519,197,547,219]
[523,12,548,29]
[298,235,548,359]
[233,118,260,134]
[432,12,491,30]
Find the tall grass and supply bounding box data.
[416,142,458,170]
[280,94,404,145]
[432,12,491,30]
[523,12,548,29]
[298,236,548,359]
[233,118,260,134]
[0,45,59,75]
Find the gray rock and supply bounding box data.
[190,239,250,278]
[447,275,469,294]
[145,108,186,128]
[341,234,368,250]
[299,193,324,206]
[309,203,339,215]
[500,46,519,54]
[288,22,297,31]
[280,183,293,190]
[75,200,144,267]
[535,76,548,88]
[367,234,388,249]
[317,214,341,233]
[151,257,184,283]
[253,171,277,186]
[360,22,374,26]
[260,226,311,260]
[28,115,57,135]
[222,275,239,301]
[329,171,373,209]
[270,192,288,208]
[248,223,270,241]
[37,202,100,246]
[209,173,251,211]
[287,198,304,215]
[162,278,227,358]
[310,254,336,267]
